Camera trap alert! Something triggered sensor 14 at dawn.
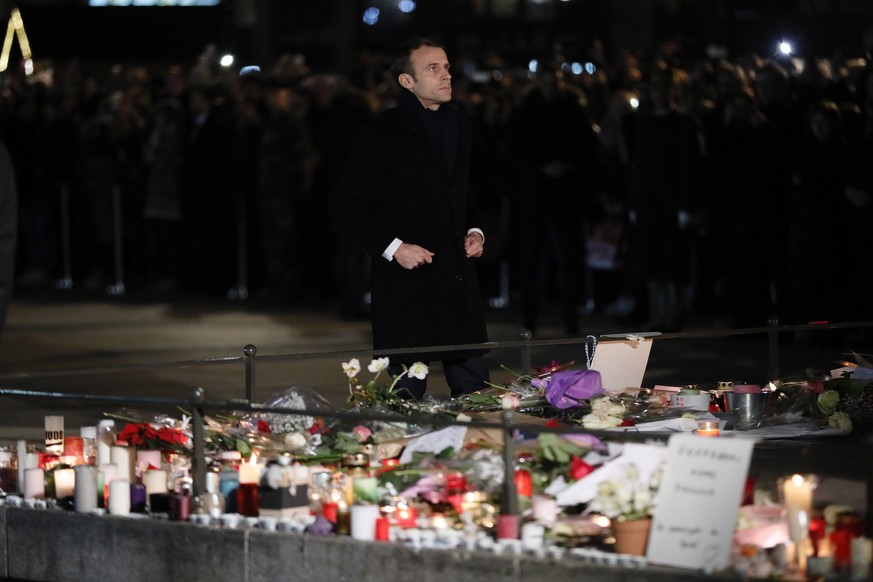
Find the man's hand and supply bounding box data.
[465,232,484,258]
[395,243,434,270]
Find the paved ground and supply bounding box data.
[0,285,866,444]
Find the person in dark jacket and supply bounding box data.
[0,139,17,341]
[333,37,489,399]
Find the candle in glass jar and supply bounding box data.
[696,420,721,437]
[238,462,262,485]
[54,468,75,498]
[63,436,85,465]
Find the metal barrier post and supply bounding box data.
[191,387,206,495]
[498,410,518,539]
[244,344,257,403]
[107,185,125,296]
[768,316,780,383]
[55,183,73,290]
[520,329,532,373]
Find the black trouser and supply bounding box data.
[388,355,489,400]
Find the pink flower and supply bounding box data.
[352,425,372,442]
[501,394,522,410]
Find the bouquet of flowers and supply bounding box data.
[587,461,664,522]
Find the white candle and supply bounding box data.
[23,468,44,499]
[108,479,131,515]
[16,440,26,494]
[143,469,169,496]
[111,445,135,482]
[44,415,64,454]
[137,450,162,471]
[99,463,119,485]
[74,465,98,513]
[238,462,262,485]
[54,468,75,498]
[96,420,116,465]
[350,504,381,541]
[783,474,813,542]
[532,494,558,525]
[24,452,39,469]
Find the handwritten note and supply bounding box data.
[399,425,468,464]
[646,434,756,572]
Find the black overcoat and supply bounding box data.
[334,102,488,360]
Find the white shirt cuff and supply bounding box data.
[467,228,484,244]
[382,238,403,261]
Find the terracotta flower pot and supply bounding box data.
[612,518,652,556]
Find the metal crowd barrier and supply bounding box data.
[2,320,873,523]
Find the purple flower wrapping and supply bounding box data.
[544,369,604,409]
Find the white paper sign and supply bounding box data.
[399,425,468,464]
[590,335,657,392]
[647,434,756,572]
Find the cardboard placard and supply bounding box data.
[646,434,756,571]
[590,334,658,392]
[399,425,468,464]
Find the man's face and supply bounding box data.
[400,45,452,110]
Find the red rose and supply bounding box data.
[569,456,594,480]
[257,420,272,433]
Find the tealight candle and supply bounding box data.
[696,420,720,437]
[54,468,76,498]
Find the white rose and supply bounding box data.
[283,432,308,450]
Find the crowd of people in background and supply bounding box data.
[2,38,873,336]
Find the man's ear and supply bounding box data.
[398,73,414,90]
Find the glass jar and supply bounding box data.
[0,448,18,495]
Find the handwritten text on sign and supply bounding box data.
[646,434,755,572]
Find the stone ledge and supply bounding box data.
[0,507,738,582]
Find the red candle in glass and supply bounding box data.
[375,517,390,541]
[321,501,339,523]
[514,468,533,497]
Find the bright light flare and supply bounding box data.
[778,41,793,56]
[220,54,234,68]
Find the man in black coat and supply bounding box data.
[334,37,489,399]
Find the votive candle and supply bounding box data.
[696,420,721,437]
[54,468,75,498]
[63,436,85,465]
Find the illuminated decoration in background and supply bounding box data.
[778,40,793,56]
[0,8,32,75]
[362,6,380,26]
[88,1,220,5]
[398,0,416,13]
[220,54,234,68]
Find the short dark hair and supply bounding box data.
[390,37,444,82]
